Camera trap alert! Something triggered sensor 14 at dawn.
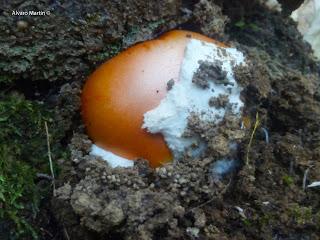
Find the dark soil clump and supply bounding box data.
[209,94,229,109]
[192,60,229,88]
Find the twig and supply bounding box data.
[187,179,232,213]
[246,112,260,165]
[234,206,246,219]
[187,196,216,213]
[36,173,54,181]
[63,226,70,240]
[45,121,56,197]
[261,127,269,144]
[39,227,53,237]
[302,167,310,191]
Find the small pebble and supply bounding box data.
[186,227,200,238]
[17,20,28,31]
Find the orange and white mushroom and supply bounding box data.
[81,30,245,168]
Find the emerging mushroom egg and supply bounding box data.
[81,30,244,168]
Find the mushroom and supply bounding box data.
[81,30,225,168]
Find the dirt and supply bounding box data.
[192,60,229,88]
[209,94,229,109]
[1,0,320,239]
[0,0,226,94]
[166,79,175,91]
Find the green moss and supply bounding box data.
[316,211,320,227]
[242,218,252,227]
[0,93,62,239]
[289,204,313,226]
[147,19,165,30]
[0,145,39,239]
[235,20,246,29]
[282,175,294,186]
[259,212,276,227]
[0,75,15,85]
[235,19,260,31]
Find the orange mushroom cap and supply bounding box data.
[81,30,225,168]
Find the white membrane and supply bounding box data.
[307,181,320,188]
[91,144,134,168]
[143,39,245,159]
[211,159,238,180]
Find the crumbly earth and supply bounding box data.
[209,94,230,109]
[53,4,320,239]
[0,0,226,93]
[192,60,229,89]
[1,0,320,239]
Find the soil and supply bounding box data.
[192,60,229,89]
[1,0,320,239]
[209,94,229,109]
